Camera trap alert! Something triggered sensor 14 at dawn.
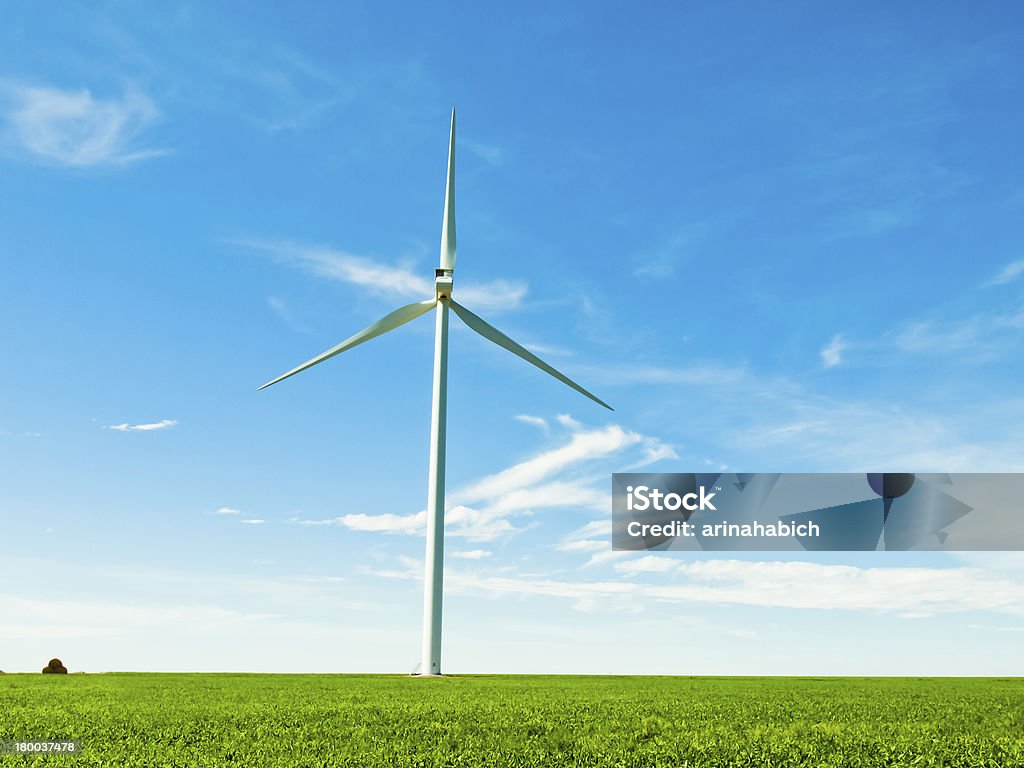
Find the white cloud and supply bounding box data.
[735,394,1024,472]
[758,421,829,438]
[455,425,640,506]
[452,281,529,312]
[554,539,606,553]
[1,83,166,167]
[557,521,618,567]
[294,423,662,543]
[567,520,612,539]
[451,550,492,560]
[555,413,582,431]
[277,242,432,296]
[0,595,276,642]
[987,259,1024,286]
[576,349,1023,472]
[518,341,572,358]
[0,556,399,671]
[631,224,715,279]
[445,506,522,544]
[432,505,521,541]
[643,441,679,464]
[214,43,353,134]
[802,303,1024,366]
[610,558,1024,615]
[616,557,677,574]
[210,508,266,526]
[515,414,548,431]
[482,482,605,516]
[308,511,425,533]
[891,318,987,352]
[292,575,347,584]
[579,362,747,387]
[107,419,177,432]
[374,557,1024,617]
[234,239,527,312]
[298,506,517,542]
[954,552,1024,574]
[583,550,634,568]
[267,296,311,334]
[624,438,679,469]
[820,334,846,368]
[464,140,503,167]
[876,306,1024,356]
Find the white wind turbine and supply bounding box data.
[259,109,611,676]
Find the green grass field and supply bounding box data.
[1,674,1022,766]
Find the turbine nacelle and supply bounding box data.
[434,268,453,301]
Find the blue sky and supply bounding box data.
[2,2,1024,674]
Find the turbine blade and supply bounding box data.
[259,299,437,390]
[449,300,613,411]
[439,108,456,271]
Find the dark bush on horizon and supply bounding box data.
[42,658,68,674]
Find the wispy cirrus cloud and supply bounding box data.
[209,508,267,526]
[107,419,177,432]
[368,556,1024,617]
[809,280,1023,366]
[793,145,968,240]
[631,224,712,279]
[298,505,518,543]
[453,424,641,506]
[232,239,527,312]
[554,539,606,554]
[555,413,581,430]
[463,139,503,167]
[1,82,166,167]
[621,439,680,471]
[267,296,312,334]
[515,414,549,431]
[578,361,748,388]
[887,308,1024,354]
[450,549,492,560]
[208,41,356,134]
[568,350,1024,473]
[820,334,846,368]
[0,593,278,642]
[611,558,1024,616]
[986,259,1024,287]
[303,511,423,533]
[293,419,675,542]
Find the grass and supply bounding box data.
[1,674,1022,766]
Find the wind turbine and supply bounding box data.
[259,109,612,676]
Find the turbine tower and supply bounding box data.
[259,109,611,676]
